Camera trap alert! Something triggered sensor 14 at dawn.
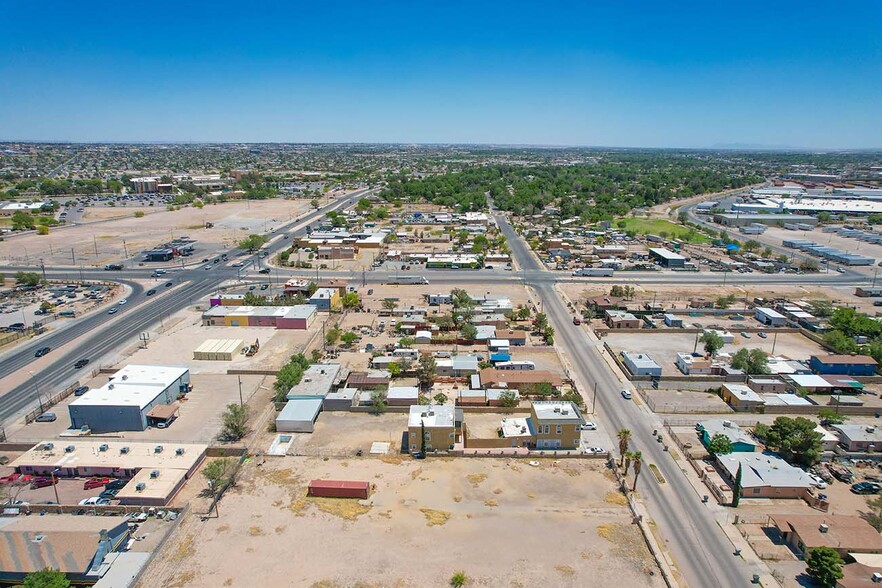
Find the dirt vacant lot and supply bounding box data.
[146,456,663,588]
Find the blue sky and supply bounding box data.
[1,1,880,148]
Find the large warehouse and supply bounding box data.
[68,365,190,433]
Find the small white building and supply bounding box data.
[276,398,323,433]
[755,307,787,327]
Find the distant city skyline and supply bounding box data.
[2,1,880,149]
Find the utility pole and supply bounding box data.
[70,248,75,265]
[591,381,598,415]
[93,235,98,257]
[771,331,778,355]
[39,258,46,281]
[29,372,44,413]
[238,376,244,408]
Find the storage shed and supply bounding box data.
[308,479,370,499]
[276,398,323,433]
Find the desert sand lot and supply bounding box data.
[0,198,312,266]
[146,456,662,588]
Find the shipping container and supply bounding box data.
[308,479,370,499]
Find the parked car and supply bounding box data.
[104,479,128,491]
[585,447,606,454]
[852,482,882,495]
[34,347,51,357]
[99,489,119,500]
[758,332,768,339]
[0,474,32,485]
[79,497,110,506]
[573,316,581,325]
[83,477,110,491]
[807,473,827,489]
[740,331,751,338]
[31,477,58,489]
[580,421,597,431]
[74,358,90,369]
[258,268,271,274]
[621,389,632,400]
[35,412,57,422]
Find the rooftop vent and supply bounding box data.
[99,444,109,452]
[135,482,146,491]
[869,426,877,434]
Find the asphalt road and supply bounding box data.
[494,210,754,587]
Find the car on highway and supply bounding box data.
[231,261,245,268]
[146,289,156,296]
[852,482,882,495]
[260,284,269,290]
[108,307,118,315]
[258,268,271,274]
[580,421,597,431]
[201,258,209,263]
[35,412,57,422]
[621,389,632,400]
[165,281,173,287]
[118,299,127,305]
[34,347,51,357]
[758,332,768,339]
[248,285,256,291]
[74,386,89,396]
[203,265,212,271]
[74,358,90,369]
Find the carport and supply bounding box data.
[146,402,179,427]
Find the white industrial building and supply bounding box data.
[68,365,190,434]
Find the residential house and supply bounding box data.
[346,371,391,390]
[496,329,527,346]
[747,377,787,394]
[716,453,813,499]
[309,287,341,311]
[530,401,582,450]
[810,354,878,377]
[771,514,882,557]
[435,355,481,378]
[721,383,765,412]
[832,424,882,452]
[587,295,624,313]
[407,405,456,453]
[676,353,713,375]
[621,352,662,377]
[697,420,757,452]
[478,368,563,391]
[605,310,641,329]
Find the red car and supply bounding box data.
[31,477,58,489]
[0,474,31,485]
[83,477,110,491]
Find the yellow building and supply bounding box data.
[408,405,456,454]
[529,401,582,450]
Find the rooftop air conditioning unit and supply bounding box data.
[99,444,109,452]
[42,443,54,451]
[108,384,114,390]
[871,572,882,583]
[150,470,160,478]
[819,523,829,533]
[154,445,163,453]
[135,482,146,491]
[175,448,185,455]
[723,420,733,428]
[64,445,75,453]
[121,375,128,380]
[120,447,130,454]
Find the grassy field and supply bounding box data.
[614,217,710,243]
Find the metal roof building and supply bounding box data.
[276,398,324,433]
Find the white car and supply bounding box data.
[118,299,127,305]
[231,261,245,268]
[580,421,597,431]
[621,389,632,400]
[585,447,606,454]
[79,497,110,506]
[808,474,828,489]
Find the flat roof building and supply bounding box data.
[649,247,686,268]
[622,351,662,377]
[69,365,190,434]
[276,398,324,433]
[286,364,342,400]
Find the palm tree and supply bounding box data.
[623,451,633,476]
[617,429,631,467]
[631,451,643,491]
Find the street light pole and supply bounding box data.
[29,372,44,413]
[51,468,60,505]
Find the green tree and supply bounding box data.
[732,463,742,508]
[221,403,249,440]
[700,331,725,357]
[387,362,401,377]
[36,224,49,235]
[370,390,388,415]
[202,458,233,491]
[755,416,822,466]
[730,348,770,375]
[742,239,761,252]
[807,300,834,318]
[15,271,42,287]
[805,547,843,588]
[617,429,631,467]
[382,298,397,313]
[238,234,269,252]
[340,331,359,347]
[325,326,341,346]
[817,408,846,425]
[799,259,820,272]
[341,292,361,309]
[817,211,833,224]
[460,322,478,340]
[865,495,882,532]
[416,354,436,388]
[450,570,468,587]
[707,433,733,456]
[11,211,36,230]
[715,294,737,309]
[631,451,643,491]
[497,389,519,407]
[22,568,70,588]
[133,210,145,218]
[433,393,449,405]
[310,198,320,209]
[533,312,549,333]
